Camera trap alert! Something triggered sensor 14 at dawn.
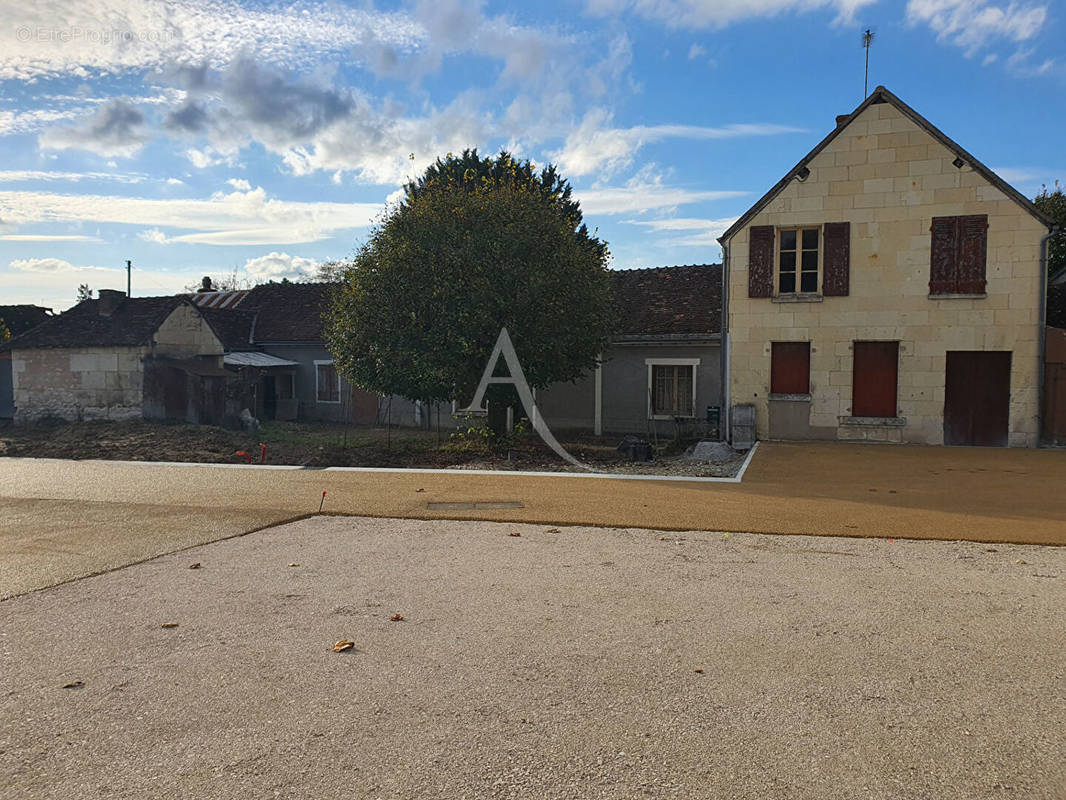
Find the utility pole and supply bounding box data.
[862,29,875,99]
[126,260,131,297]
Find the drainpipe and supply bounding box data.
[1037,225,1056,446]
[720,242,731,443]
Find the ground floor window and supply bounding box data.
[770,342,811,395]
[315,360,340,403]
[851,341,899,417]
[647,359,698,418]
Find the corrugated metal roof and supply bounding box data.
[223,351,298,368]
[191,290,249,309]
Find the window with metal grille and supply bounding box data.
[779,227,820,294]
[650,363,695,417]
[315,361,340,403]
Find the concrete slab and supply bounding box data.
[2,516,1064,799]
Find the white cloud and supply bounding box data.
[553,108,805,177]
[585,0,874,29]
[0,107,89,136]
[166,177,184,185]
[0,169,146,183]
[688,43,707,59]
[906,0,1047,56]
[577,182,748,215]
[227,178,251,191]
[243,252,319,280]
[0,186,382,246]
[0,0,421,81]
[0,234,103,242]
[622,215,740,246]
[9,257,97,273]
[138,228,169,244]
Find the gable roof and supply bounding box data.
[4,295,187,350]
[611,264,721,339]
[719,85,1053,244]
[0,305,52,338]
[199,307,257,352]
[235,282,337,342]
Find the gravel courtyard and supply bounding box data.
[2,516,1064,799]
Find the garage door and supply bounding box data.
[944,351,1011,446]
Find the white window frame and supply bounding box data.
[776,226,822,296]
[314,359,341,404]
[645,358,700,420]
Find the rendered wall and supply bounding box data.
[724,101,1045,447]
[153,304,224,358]
[11,346,147,423]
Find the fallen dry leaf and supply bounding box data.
[161,622,179,629]
[547,528,560,534]
[657,536,666,541]
[188,563,201,570]
[985,547,998,553]
[1016,559,1027,565]
[508,531,521,537]
[694,669,704,674]
[61,680,84,689]
[390,613,405,622]
[332,640,355,652]
[287,563,300,568]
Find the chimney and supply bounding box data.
[836,114,850,127]
[97,289,126,317]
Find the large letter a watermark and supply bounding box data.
[460,327,594,472]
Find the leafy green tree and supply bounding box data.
[76,284,93,302]
[1035,182,1065,279]
[0,316,9,344]
[325,150,615,407]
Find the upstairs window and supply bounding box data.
[930,215,988,296]
[778,228,820,294]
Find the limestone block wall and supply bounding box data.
[153,303,224,358]
[725,101,1046,447]
[12,346,147,423]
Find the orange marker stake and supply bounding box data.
[319,491,326,513]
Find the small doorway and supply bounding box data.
[944,351,1011,446]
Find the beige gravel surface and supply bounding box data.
[3,442,1065,599]
[2,516,1064,799]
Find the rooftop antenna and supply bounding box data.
[862,28,875,99]
[126,260,132,297]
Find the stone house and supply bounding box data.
[536,264,723,437]
[1,304,52,419]
[190,282,379,424]
[719,86,1054,447]
[5,290,251,424]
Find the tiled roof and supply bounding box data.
[4,295,187,350]
[0,305,52,337]
[236,282,337,342]
[199,308,257,351]
[610,264,722,338]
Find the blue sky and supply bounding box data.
[1,0,1062,311]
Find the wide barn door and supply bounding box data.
[944,351,1011,446]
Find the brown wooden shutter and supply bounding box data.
[852,341,899,418]
[957,214,988,294]
[929,216,959,295]
[770,342,810,394]
[748,225,775,298]
[822,222,850,296]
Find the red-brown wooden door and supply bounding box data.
[944,351,1011,446]
[852,341,899,418]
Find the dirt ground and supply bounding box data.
[2,516,1064,799]
[0,419,745,476]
